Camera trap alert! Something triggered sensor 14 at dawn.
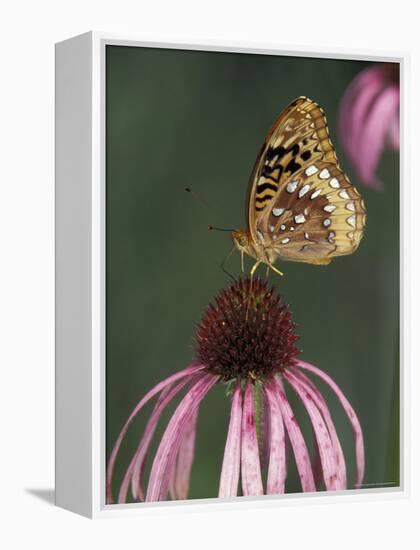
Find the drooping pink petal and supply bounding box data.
[284,370,341,491]
[287,367,347,489]
[261,389,272,472]
[271,377,316,492]
[339,66,387,165]
[146,374,218,502]
[264,384,286,494]
[387,107,400,150]
[356,85,400,188]
[241,382,263,496]
[118,378,191,503]
[106,363,206,503]
[310,425,324,490]
[169,407,199,500]
[342,65,386,123]
[219,382,243,498]
[297,360,365,488]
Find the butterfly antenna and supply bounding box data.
[184,188,234,231]
[209,225,235,232]
[184,187,213,211]
[184,187,219,221]
[184,187,236,279]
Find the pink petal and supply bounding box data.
[387,107,400,150]
[310,426,324,490]
[284,371,341,491]
[219,382,243,498]
[106,363,206,504]
[146,374,218,501]
[297,360,365,488]
[287,367,347,489]
[169,407,199,500]
[271,377,316,492]
[118,378,190,503]
[261,389,272,471]
[343,66,386,111]
[339,66,387,164]
[241,382,263,496]
[264,384,286,494]
[356,85,400,188]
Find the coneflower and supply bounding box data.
[106,278,364,503]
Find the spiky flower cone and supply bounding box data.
[196,278,299,381]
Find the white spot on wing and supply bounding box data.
[257,230,265,242]
[272,207,284,217]
[305,165,318,176]
[329,178,340,189]
[310,189,321,199]
[347,215,356,227]
[280,224,286,230]
[294,214,306,224]
[346,201,355,211]
[286,180,298,193]
[299,184,310,198]
[323,219,331,227]
[269,225,275,232]
[319,168,330,179]
[281,237,290,244]
[324,204,336,213]
[339,190,350,199]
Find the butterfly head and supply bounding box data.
[232,229,251,252]
[232,229,267,266]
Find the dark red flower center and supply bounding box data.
[195,278,299,381]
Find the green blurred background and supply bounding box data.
[106,46,399,501]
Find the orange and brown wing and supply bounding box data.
[255,160,366,264]
[247,96,339,243]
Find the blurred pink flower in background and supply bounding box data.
[339,64,399,190]
[106,278,364,503]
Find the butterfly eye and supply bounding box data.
[232,231,249,248]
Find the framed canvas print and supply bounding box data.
[55,32,407,518]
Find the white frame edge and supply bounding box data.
[55,31,93,517]
[55,31,409,519]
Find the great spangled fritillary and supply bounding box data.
[232,96,366,277]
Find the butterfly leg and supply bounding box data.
[250,260,261,279]
[260,248,283,278]
[240,250,245,273]
[220,245,236,280]
[246,261,261,320]
[268,263,284,277]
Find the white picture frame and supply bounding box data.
[55,31,409,519]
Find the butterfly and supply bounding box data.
[232,96,366,277]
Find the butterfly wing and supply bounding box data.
[256,160,366,264]
[247,96,365,264]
